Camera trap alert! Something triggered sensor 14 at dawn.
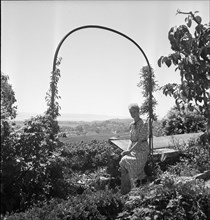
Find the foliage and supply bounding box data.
[137,65,158,121]
[158,10,210,130]
[61,140,119,173]
[45,57,62,120]
[2,131,210,218]
[1,72,17,144]
[199,132,210,156]
[4,189,125,220]
[152,120,165,137]
[161,105,207,135]
[137,65,158,155]
[117,173,210,220]
[1,72,17,120]
[169,138,210,174]
[1,115,66,214]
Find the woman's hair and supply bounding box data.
[128,103,140,112]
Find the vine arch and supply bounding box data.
[48,25,154,155]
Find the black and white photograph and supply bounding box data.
[1,0,210,219]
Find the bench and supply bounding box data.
[108,137,180,162]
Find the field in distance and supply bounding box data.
[14,118,132,144]
[58,118,132,143]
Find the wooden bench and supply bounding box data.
[108,137,180,162]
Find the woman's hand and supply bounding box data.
[121,150,131,156]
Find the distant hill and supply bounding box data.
[15,112,129,122]
[15,112,44,121]
[57,113,129,122]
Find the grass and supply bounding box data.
[59,133,114,143]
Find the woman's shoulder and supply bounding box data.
[136,118,145,130]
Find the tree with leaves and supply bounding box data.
[158,10,210,133]
[1,72,17,140]
[1,72,17,120]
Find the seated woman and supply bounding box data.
[119,103,149,194]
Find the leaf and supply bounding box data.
[171,54,179,65]
[165,58,172,67]
[195,15,202,24]
[162,56,168,64]
[200,47,210,61]
[158,56,164,67]
[173,93,177,99]
[175,99,180,110]
[187,18,192,28]
[195,24,202,35]
[185,73,192,81]
[175,67,179,71]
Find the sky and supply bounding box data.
[2,0,210,121]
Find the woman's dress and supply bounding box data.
[119,118,149,181]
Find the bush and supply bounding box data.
[62,140,120,173]
[152,120,165,137]
[1,115,67,214]
[4,189,124,220]
[169,138,210,175]
[117,173,210,220]
[161,106,207,135]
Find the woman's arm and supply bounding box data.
[127,141,138,152]
[121,141,132,156]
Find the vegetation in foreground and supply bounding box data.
[2,132,210,220]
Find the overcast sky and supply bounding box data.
[2,0,210,120]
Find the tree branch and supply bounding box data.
[176,9,201,25]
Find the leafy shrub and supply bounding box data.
[61,140,120,173]
[1,115,67,214]
[4,189,125,220]
[117,173,210,220]
[161,106,207,135]
[152,120,165,137]
[170,138,210,175]
[167,158,200,177]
